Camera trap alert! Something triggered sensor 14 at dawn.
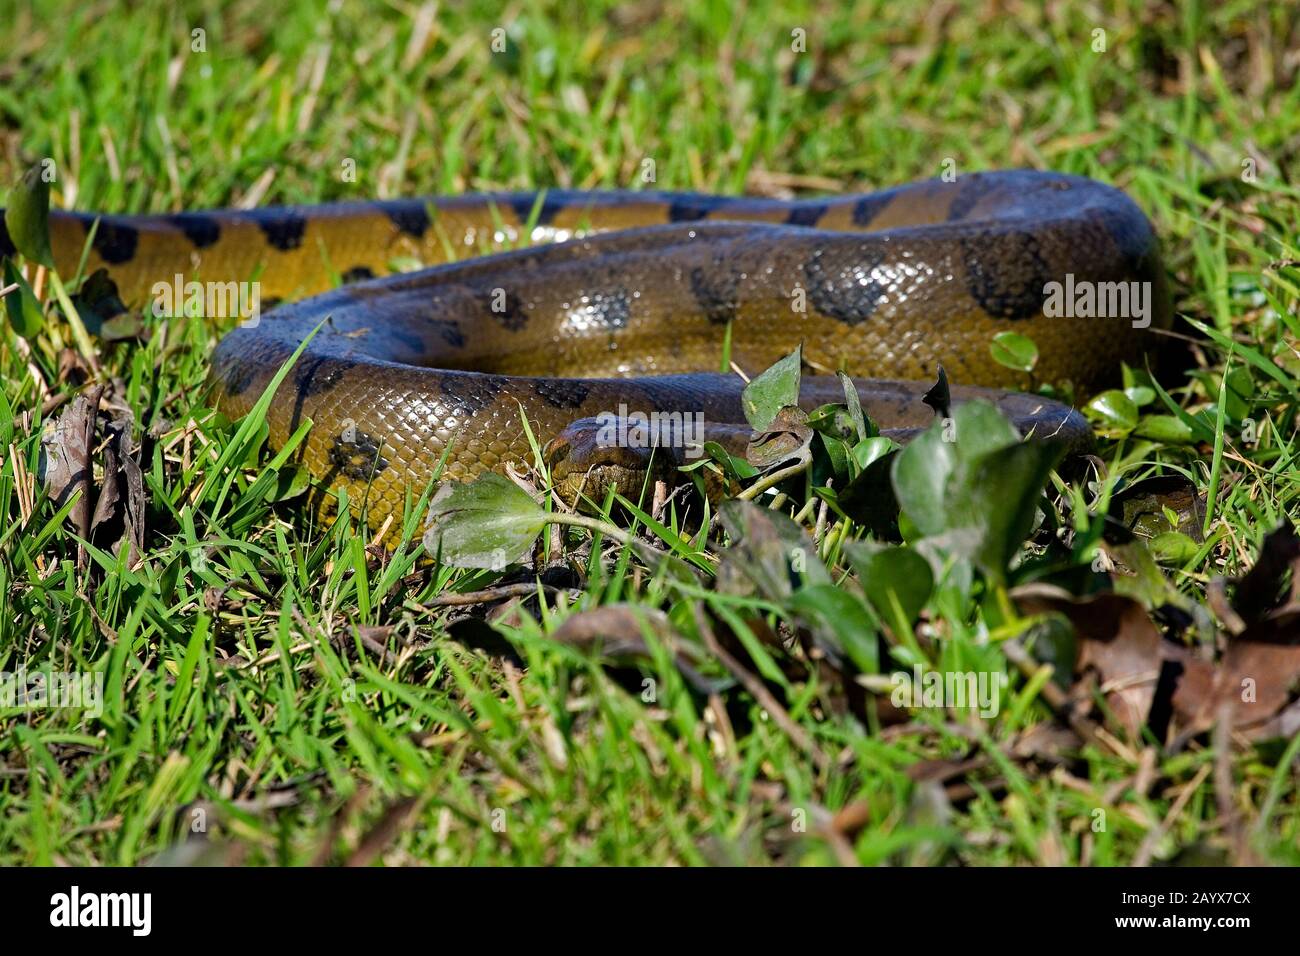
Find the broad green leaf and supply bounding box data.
[1134,414,1196,444]
[1150,531,1199,564]
[741,346,801,430]
[3,259,44,337]
[942,439,1065,582]
[1084,389,1138,436]
[891,400,1018,537]
[838,448,900,539]
[697,441,758,479]
[1223,365,1255,421]
[1124,385,1155,407]
[421,473,547,569]
[805,403,857,442]
[837,370,873,441]
[814,431,851,484]
[847,543,934,626]
[852,435,895,470]
[890,420,958,538]
[270,463,313,503]
[791,584,879,674]
[889,399,1064,582]
[1148,372,1217,444]
[5,164,54,268]
[1185,315,1297,397]
[989,331,1039,373]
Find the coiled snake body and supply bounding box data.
[16,170,1169,537]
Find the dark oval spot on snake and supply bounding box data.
[480,287,529,331]
[381,201,430,239]
[689,266,740,325]
[429,319,465,348]
[533,379,592,410]
[437,371,506,415]
[947,173,1001,221]
[785,204,827,227]
[376,325,426,357]
[802,247,889,326]
[667,196,723,222]
[342,266,376,283]
[329,428,390,480]
[294,356,349,397]
[960,230,1051,321]
[570,286,631,331]
[851,194,893,228]
[86,216,139,264]
[168,213,222,249]
[256,211,308,251]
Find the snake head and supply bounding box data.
[544,416,691,505]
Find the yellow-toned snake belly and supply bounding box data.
[19,170,1170,536]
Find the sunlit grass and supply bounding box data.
[0,0,1297,865]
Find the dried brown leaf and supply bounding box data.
[39,392,96,533]
[548,604,723,694]
[1013,584,1162,739]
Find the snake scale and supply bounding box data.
[10,169,1170,537]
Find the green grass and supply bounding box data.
[1,0,1298,865]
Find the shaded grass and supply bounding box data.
[0,0,1298,865]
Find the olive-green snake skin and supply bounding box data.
[11,170,1170,538]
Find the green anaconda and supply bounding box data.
[7,169,1171,536]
